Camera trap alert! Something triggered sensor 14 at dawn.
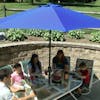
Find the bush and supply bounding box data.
[36,0,49,2]
[6,29,27,41]
[76,0,96,3]
[5,29,65,42]
[43,31,65,41]
[29,29,45,37]
[68,30,85,39]
[61,0,76,3]
[90,31,100,43]
[24,29,65,41]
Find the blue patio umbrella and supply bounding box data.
[0,3,100,84]
[0,4,100,30]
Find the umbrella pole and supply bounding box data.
[48,30,52,85]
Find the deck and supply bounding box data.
[60,80,100,100]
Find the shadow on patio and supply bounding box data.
[60,80,100,100]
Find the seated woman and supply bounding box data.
[52,50,69,82]
[27,54,42,82]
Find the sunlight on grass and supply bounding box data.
[0,1,100,18]
[0,3,37,9]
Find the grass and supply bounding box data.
[0,3,37,17]
[0,1,100,18]
[66,6,100,12]
[0,3,35,9]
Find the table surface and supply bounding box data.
[33,74,82,100]
[14,72,82,100]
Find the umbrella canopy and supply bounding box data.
[0,3,100,31]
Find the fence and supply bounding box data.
[0,6,100,17]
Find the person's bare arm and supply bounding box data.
[10,86,23,93]
[52,63,56,71]
[18,92,37,100]
[11,77,14,86]
[64,64,69,72]
[28,67,32,76]
[81,76,86,79]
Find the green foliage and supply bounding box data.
[68,30,85,39]
[29,29,45,37]
[0,29,7,32]
[23,29,65,41]
[90,31,100,43]
[36,0,49,2]
[36,30,65,41]
[6,29,27,41]
[50,31,65,41]
[82,29,98,34]
[62,0,76,3]
[8,29,65,41]
[22,29,45,37]
[78,0,97,3]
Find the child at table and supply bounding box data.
[78,62,90,94]
[11,63,25,90]
[0,69,38,100]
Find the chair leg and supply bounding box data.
[70,92,78,100]
[82,88,91,95]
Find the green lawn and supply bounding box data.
[0,1,100,18]
[0,3,37,17]
[0,3,35,9]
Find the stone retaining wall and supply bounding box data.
[0,41,100,76]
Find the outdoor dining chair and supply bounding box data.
[75,58,94,95]
[51,56,70,84]
[0,64,13,74]
[19,60,30,77]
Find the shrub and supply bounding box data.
[6,29,27,41]
[24,29,65,41]
[62,0,76,3]
[5,29,65,42]
[36,0,49,2]
[43,31,65,41]
[68,30,85,39]
[90,31,100,43]
[29,29,45,37]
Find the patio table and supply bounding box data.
[14,72,82,100]
[34,72,82,100]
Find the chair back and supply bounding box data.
[65,56,70,70]
[75,58,94,89]
[19,60,30,76]
[0,65,13,74]
[51,56,70,84]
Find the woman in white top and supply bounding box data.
[28,54,42,80]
